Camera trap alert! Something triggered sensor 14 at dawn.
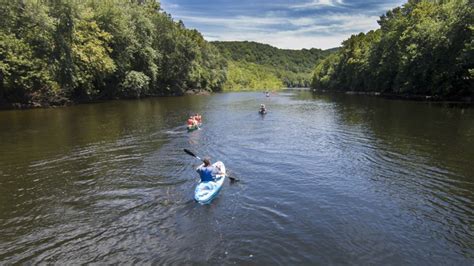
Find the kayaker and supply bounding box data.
[259,104,266,114]
[194,113,202,124]
[196,157,222,182]
[187,116,195,126]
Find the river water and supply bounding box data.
[0,90,473,264]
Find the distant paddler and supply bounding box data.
[194,113,202,124]
[187,115,200,131]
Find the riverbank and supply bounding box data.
[0,89,214,111]
[222,87,284,92]
[3,88,471,111]
[312,89,474,104]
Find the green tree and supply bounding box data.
[312,0,473,99]
[71,6,116,98]
[120,70,150,98]
[0,0,229,107]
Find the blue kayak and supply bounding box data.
[194,161,226,204]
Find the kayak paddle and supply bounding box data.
[183,149,239,182]
[184,148,201,160]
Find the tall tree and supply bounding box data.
[312,0,473,99]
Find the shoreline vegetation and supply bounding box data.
[312,89,473,104]
[212,41,334,91]
[311,0,473,101]
[1,0,472,110]
[0,0,227,109]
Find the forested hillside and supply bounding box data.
[0,0,227,107]
[312,0,473,100]
[213,41,333,90]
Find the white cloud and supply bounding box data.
[163,0,408,49]
[290,0,345,10]
[292,13,379,34]
[291,17,317,26]
[177,12,380,49]
[178,12,377,32]
[178,15,285,27]
[205,30,347,50]
[161,2,179,10]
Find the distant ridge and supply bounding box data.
[212,41,336,89]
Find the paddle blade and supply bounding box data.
[228,176,240,182]
[183,149,197,158]
[226,170,240,182]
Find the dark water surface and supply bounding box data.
[1,90,473,264]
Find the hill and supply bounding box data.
[212,41,335,90]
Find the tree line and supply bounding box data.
[0,0,227,107]
[2,0,470,107]
[312,0,473,100]
[213,41,334,89]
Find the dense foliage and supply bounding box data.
[0,0,227,107]
[213,41,333,90]
[223,61,283,91]
[312,0,473,99]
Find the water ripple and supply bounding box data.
[0,91,473,264]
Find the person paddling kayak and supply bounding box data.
[259,104,267,114]
[194,113,202,124]
[196,157,223,182]
[187,114,202,130]
[187,116,196,126]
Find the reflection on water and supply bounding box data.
[0,91,473,264]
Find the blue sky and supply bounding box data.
[160,0,406,49]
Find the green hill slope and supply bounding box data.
[213,41,335,90]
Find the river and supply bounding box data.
[0,90,473,264]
